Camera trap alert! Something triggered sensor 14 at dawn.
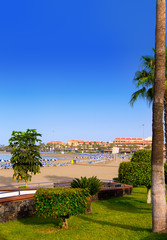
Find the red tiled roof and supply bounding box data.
[68,140,106,144]
[115,138,143,141]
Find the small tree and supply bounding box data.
[9,129,42,187]
[34,188,90,229]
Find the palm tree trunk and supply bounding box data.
[147,188,151,204]
[164,90,167,160]
[62,218,68,229]
[152,0,167,232]
[86,196,92,214]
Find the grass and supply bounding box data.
[0,187,166,240]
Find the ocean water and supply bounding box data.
[0,154,65,162]
[0,154,11,161]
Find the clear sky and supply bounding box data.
[0,0,157,144]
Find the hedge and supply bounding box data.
[131,149,151,163]
[119,158,167,187]
[118,162,151,188]
[34,188,90,219]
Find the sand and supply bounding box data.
[0,153,130,188]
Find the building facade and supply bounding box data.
[114,137,152,150]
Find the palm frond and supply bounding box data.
[130,47,167,107]
[71,176,102,196]
[129,87,146,106]
[141,55,155,71]
[134,70,154,88]
[145,87,154,105]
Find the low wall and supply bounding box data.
[0,184,132,224]
[0,195,34,223]
[92,184,132,201]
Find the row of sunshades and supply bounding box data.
[0,161,72,169]
[0,163,13,169]
[117,155,132,159]
[73,154,115,163]
[0,159,10,163]
[88,159,107,164]
[74,155,114,160]
[41,161,71,167]
[0,157,66,164]
[40,158,65,162]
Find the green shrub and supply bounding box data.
[119,162,151,188]
[71,176,103,196]
[18,186,30,189]
[118,150,167,203]
[119,150,151,188]
[34,188,90,219]
[131,149,151,163]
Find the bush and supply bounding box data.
[119,162,151,188]
[131,149,151,163]
[118,149,167,203]
[71,176,103,196]
[18,186,30,189]
[34,188,90,219]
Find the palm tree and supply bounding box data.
[123,144,127,151]
[130,54,155,106]
[71,143,74,150]
[152,0,166,232]
[93,141,97,152]
[83,142,86,151]
[130,49,167,158]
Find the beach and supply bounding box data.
[0,153,130,188]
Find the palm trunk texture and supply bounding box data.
[152,0,167,232]
[147,188,151,204]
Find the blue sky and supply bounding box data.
[0,0,156,144]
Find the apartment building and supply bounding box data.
[114,137,152,149]
[48,141,64,145]
[67,139,106,146]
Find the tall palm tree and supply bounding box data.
[130,49,167,158]
[130,54,155,106]
[152,0,166,232]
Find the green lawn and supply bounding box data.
[0,187,166,240]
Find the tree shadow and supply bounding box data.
[95,196,151,214]
[0,232,8,240]
[0,176,15,188]
[79,215,151,233]
[0,174,73,189]
[18,215,61,228]
[44,175,73,182]
[0,234,8,240]
[0,230,8,240]
[132,190,147,195]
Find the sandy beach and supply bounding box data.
[0,153,130,188]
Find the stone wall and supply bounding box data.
[0,195,34,223]
[92,185,132,201]
[0,184,132,224]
